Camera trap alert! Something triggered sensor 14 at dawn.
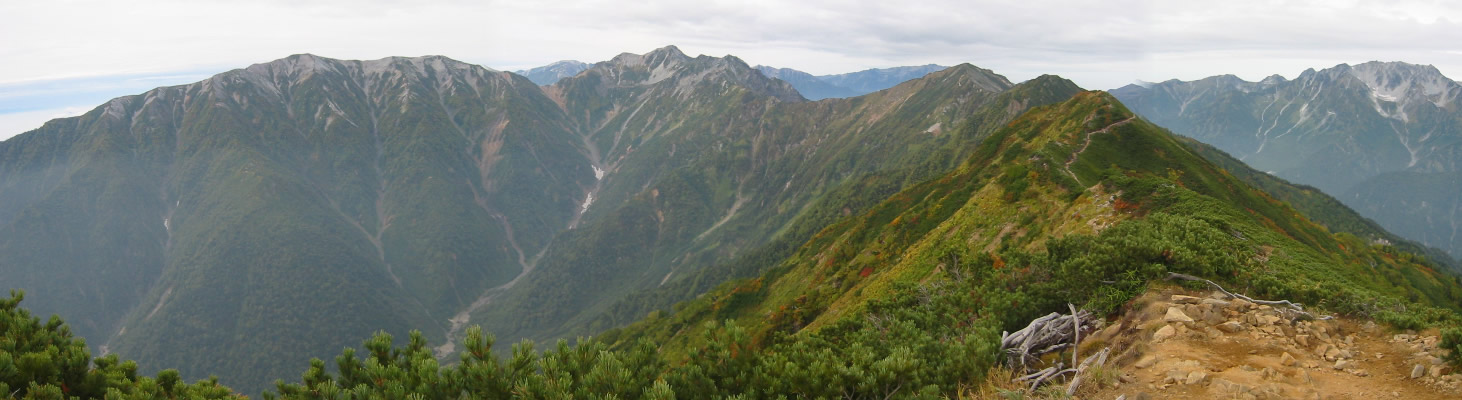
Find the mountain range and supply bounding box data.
[754,64,950,100]
[2,47,1460,397]
[0,46,1067,393]
[513,60,590,86]
[514,58,948,101]
[1111,61,1462,261]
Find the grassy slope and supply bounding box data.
[604,91,1462,360]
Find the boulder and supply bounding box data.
[1280,352,1297,366]
[1216,321,1246,333]
[1184,370,1208,385]
[1294,334,1310,347]
[1153,325,1177,342]
[1413,364,1426,379]
[1164,307,1194,323]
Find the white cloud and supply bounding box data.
[0,106,91,142]
[0,0,1459,101]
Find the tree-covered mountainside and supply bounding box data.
[0,53,596,393]
[1178,137,1458,271]
[0,47,1079,395]
[1110,62,1462,260]
[4,90,1459,400]
[1,291,242,399]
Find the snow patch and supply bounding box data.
[592,165,605,180]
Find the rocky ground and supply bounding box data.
[1071,287,1461,399]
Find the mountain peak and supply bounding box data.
[572,47,802,102]
[926,63,1013,92]
[1347,61,1459,106]
[647,45,687,60]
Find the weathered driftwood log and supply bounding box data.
[1165,272,1333,320]
[1003,305,1114,393]
[1000,305,1098,370]
[1065,346,1110,396]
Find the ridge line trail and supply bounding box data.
[1063,116,1136,186]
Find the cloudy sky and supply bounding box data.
[3,0,1460,140]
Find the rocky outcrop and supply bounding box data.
[1080,288,1460,400]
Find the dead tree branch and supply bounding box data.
[1165,272,1333,320]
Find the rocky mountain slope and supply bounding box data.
[1110,62,1462,260]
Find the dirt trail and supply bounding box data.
[1077,288,1460,400]
[1063,116,1136,186]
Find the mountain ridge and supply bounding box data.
[1110,60,1462,261]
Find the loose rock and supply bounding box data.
[1217,321,1246,333]
[1165,307,1194,323]
[1153,325,1176,342]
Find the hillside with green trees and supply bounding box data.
[3,91,1460,400]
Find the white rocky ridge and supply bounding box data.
[1350,61,1460,109]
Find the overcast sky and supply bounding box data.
[3,0,1460,141]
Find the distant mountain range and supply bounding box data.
[514,59,947,101]
[1111,61,1462,260]
[513,60,589,86]
[755,64,950,100]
